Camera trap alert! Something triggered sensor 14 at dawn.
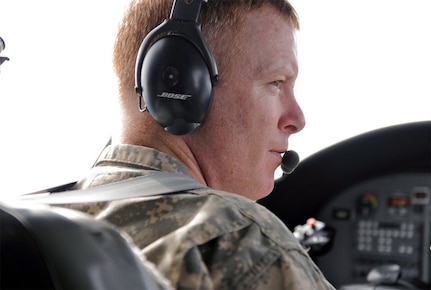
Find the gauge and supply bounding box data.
[357,192,378,216]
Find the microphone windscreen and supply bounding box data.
[281,150,300,174]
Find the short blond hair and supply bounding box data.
[113,0,299,106]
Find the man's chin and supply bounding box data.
[253,178,275,201]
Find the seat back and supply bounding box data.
[0,201,172,290]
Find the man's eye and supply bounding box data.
[271,80,282,88]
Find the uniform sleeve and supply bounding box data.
[250,250,336,290]
[175,223,336,290]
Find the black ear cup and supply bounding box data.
[140,36,213,135]
[134,0,218,135]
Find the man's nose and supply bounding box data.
[280,97,306,134]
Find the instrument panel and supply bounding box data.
[316,173,430,287]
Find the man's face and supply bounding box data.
[187,6,305,200]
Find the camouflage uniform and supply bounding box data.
[65,144,335,290]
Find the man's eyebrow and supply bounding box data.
[255,61,298,80]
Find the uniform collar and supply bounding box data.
[95,144,190,176]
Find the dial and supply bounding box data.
[357,192,378,216]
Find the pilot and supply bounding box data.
[65,0,335,289]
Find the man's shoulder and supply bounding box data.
[95,186,300,251]
[186,187,301,250]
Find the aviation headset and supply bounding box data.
[135,0,219,135]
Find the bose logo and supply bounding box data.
[157,92,192,100]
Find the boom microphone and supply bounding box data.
[281,150,300,174]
